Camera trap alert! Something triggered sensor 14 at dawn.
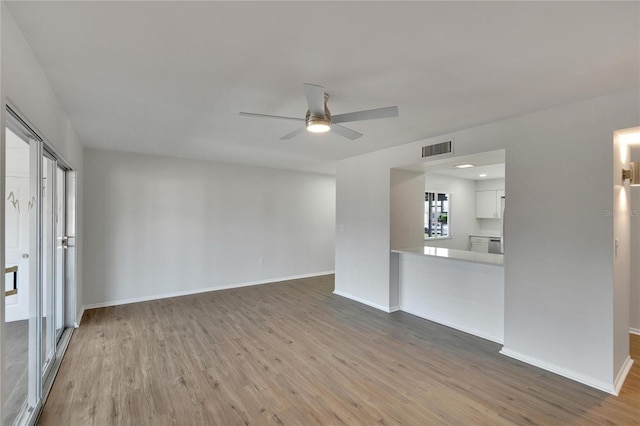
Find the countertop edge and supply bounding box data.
[391,247,504,266]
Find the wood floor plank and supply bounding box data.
[38,275,640,425]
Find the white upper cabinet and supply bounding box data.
[476,190,503,219]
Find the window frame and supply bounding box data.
[424,191,451,240]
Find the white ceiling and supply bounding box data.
[5,1,639,174]
[399,148,505,180]
[430,163,505,181]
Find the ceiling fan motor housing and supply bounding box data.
[305,93,331,132]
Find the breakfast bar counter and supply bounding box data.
[392,246,503,266]
[390,247,504,343]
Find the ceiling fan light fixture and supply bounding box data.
[306,116,331,133]
[240,83,397,140]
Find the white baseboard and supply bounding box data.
[614,356,634,395]
[499,347,617,395]
[630,327,640,336]
[74,306,85,328]
[389,305,401,313]
[401,306,503,344]
[82,271,335,311]
[332,290,394,313]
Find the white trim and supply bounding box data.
[614,356,634,395]
[389,305,401,313]
[82,271,335,310]
[401,306,503,344]
[74,306,85,328]
[500,347,617,395]
[332,290,394,313]
[630,327,640,336]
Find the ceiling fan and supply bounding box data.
[239,83,399,140]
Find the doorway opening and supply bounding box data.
[620,128,640,336]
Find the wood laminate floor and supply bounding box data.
[4,319,28,425]
[38,275,640,425]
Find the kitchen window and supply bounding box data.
[425,192,449,239]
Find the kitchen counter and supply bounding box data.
[390,247,504,343]
[392,246,504,266]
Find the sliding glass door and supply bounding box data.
[4,115,37,426]
[55,165,66,342]
[4,107,72,425]
[41,154,57,380]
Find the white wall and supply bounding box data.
[475,178,505,191]
[424,174,479,250]
[390,169,424,250]
[612,130,632,393]
[335,89,639,393]
[83,148,335,307]
[629,146,640,334]
[335,149,393,311]
[1,4,85,322]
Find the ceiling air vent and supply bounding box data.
[422,140,452,158]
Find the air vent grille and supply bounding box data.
[422,141,452,158]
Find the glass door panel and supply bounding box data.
[41,155,56,377]
[55,166,65,340]
[4,122,38,425]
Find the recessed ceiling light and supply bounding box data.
[479,173,487,177]
[455,164,475,169]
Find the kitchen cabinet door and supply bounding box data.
[470,236,489,252]
[475,190,498,218]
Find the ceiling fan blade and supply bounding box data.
[280,127,307,140]
[239,112,304,122]
[303,83,326,117]
[331,106,399,124]
[331,124,363,140]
